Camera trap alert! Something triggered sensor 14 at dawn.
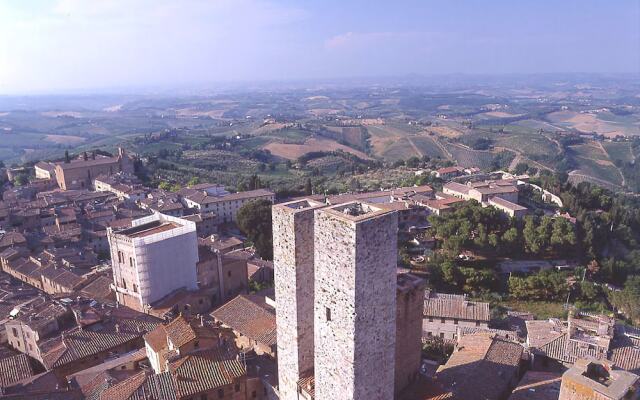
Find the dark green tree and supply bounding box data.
[236,199,273,260]
[304,178,313,195]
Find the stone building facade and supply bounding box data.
[314,202,398,400]
[272,199,325,400]
[54,148,134,190]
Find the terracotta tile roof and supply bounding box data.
[40,319,157,369]
[399,378,454,400]
[0,353,35,387]
[100,348,246,400]
[610,334,640,374]
[80,275,115,301]
[525,319,565,348]
[0,232,27,248]
[489,196,527,211]
[297,374,315,398]
[186,188,274,205]
[507,371,562,400]
[457,326,519,342]
[10,301,69,331]
[424,292,490,322]
[69,348,148,384]
[526,317,617,365]
[100,371,155,400]
[145,316,228,354]
[164,316,198,348]
[127,371,177,400]
[443,182,470,194]
[436,167,462,175]
[170,349,245,397]
[211,294,276,347]
[435,333,523,399]
[143,325,168,353]
[39,266,85,289]
[80,370,114,400]
[56,156,120,170]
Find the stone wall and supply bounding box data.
[395,277,426,395]
[273,200,323,400]
[314,204,397,400]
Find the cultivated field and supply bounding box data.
[445,143,497,169]
[263,137,371,160]
[547,111,639,137]
[602,142,635,162]
[45,134,86,145]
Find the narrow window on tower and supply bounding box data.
[325,307,332,322]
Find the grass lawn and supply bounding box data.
[502,299,567,319]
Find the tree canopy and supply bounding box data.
[236,199,273,260]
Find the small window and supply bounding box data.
[428,317,433,322]
[475,321,480,327]
[227,271,231,278]
[217,389,224,398]
[252,391,257,398]
[440,318,445,323]
[235,384,240,392]
[133,284,138,293]
[440,332,444,338]
[427,331,432,337]
[201,395,207,400]
[194,340,199,348]
[454,319,459,325]
[12,328,17,337]
[326,307,331,322]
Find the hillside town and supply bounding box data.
[0,148,637,400]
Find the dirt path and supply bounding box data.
[406,136,423,158]
[493,146,553,172]
[430,136,453,160]
[541,132,563,154]
[508,154,523,171]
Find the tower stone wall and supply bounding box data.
[273,199,325,400]
[394,273,427,395]
[314,202,398,400]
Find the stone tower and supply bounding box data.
[273,199,326,400]
[314,202,398,400]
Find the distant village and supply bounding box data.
[0,148,637,399]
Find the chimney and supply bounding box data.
[115,323,120,333]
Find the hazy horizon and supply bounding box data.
[1,0,639,95]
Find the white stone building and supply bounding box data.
[107,213,199,311]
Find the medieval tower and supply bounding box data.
[314,202,398,400]
[273,199,326,400]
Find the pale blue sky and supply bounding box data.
[0,0,638,93]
